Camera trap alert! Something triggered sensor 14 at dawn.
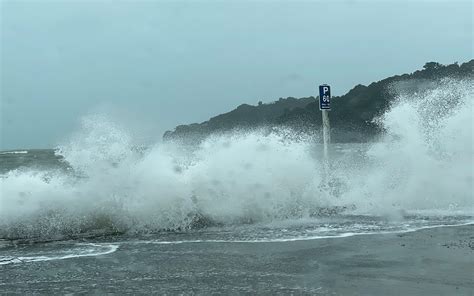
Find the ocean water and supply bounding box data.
[0,79,473,266]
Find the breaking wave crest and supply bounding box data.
[0,79,472,240]
[0,151,28,155]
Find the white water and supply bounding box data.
[129,222,474,245]
[0,243,119,265]
[0,151,28,155]
[0,79,472,239]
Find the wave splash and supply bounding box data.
[0,79,472,240]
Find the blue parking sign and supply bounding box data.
[319,85,331,110]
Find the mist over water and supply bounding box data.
[0,79,472,241]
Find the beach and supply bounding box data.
[1,224,472,295]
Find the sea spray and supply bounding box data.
[339,79,473,214]
[0,79,472,240]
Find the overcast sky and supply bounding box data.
[1,0,472,149]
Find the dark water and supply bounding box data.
[1,223,473,295]
[0,149,67,175]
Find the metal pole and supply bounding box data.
[322,109,331,160]
[318,84,331,193]
[319,84,331,161]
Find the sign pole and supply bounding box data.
[318,84,331,193]
[319,85,331,160]
[322,109,330,159]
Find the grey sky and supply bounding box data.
[1,0,472,149]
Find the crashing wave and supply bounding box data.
[0,79,472,241]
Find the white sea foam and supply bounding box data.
[123,222,474,245]
[0,243,119,265]
[0,79,472,239]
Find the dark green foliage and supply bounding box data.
[164,60,473,143]
[163,97,315,143]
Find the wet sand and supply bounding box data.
[1,224,473,295]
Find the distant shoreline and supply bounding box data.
[164,60,473,145]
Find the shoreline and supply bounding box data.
[2,220,473,247]
[1,224,473,295]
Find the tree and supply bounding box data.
[423,62,442,71]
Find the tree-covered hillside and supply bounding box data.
[164,60,473,143]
